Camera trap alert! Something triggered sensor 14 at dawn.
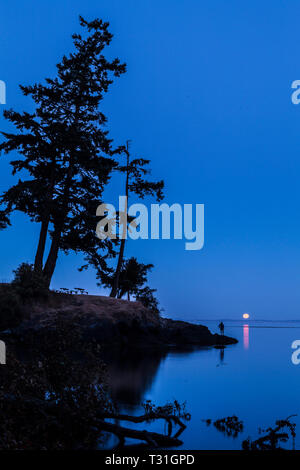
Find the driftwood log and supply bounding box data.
[97,411,187,448]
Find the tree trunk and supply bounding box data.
[42,166,73,287]
[41,106,79,288]
[110,237,126,298]
[42,226,61,287]
[34,217,49,273]
[110,144,129,298]
[34,159,56,273]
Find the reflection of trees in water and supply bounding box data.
[103,345,215,406]
[102,347,168,405]
[103,347,298,451]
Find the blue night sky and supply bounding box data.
[1,0,300,320]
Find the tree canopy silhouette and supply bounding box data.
[100,256,152,298]
[0,16,126,286]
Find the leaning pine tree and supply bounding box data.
[0,17,126,287]
[109,142,164,298]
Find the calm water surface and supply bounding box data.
[104,320,300,450]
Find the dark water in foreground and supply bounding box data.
[103,320,300,450]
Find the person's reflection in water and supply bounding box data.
[216,346,226,367]
[220,347,225,363]
[243,324,249,349]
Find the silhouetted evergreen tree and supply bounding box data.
[135,286,160,315]
[99,257,159,313]
[109,142,164,297]
[0,17,126,286]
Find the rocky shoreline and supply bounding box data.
[3,293,237,349]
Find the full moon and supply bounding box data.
[243,313,250,319]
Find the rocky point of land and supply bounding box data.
[6,293,237,349]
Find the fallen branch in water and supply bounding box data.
[102,412,186,437]
[99,400,189,448]
[242,415,297,451]
[96,419,184,448]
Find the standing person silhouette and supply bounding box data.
[218,321,225,336]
